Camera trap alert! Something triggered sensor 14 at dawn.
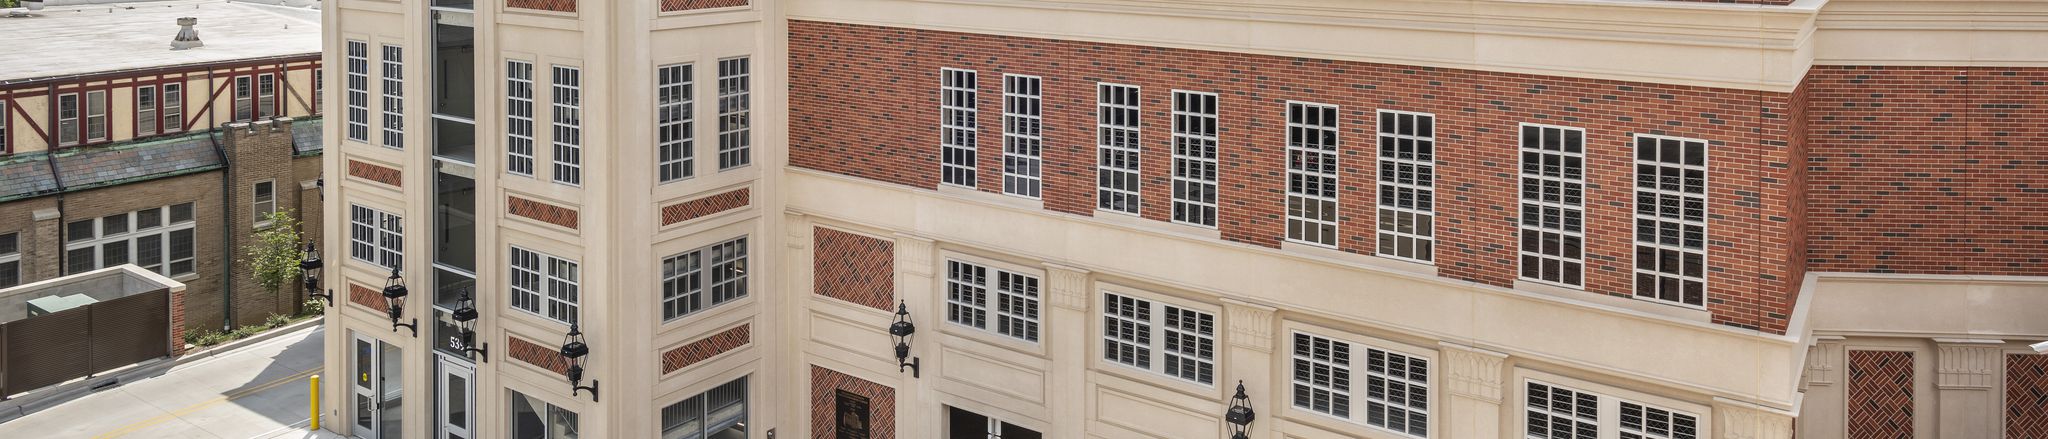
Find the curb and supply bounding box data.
[177,316,325,364]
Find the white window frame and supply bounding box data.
[1631,134,1709,309]
[1096,83,1142,215]
[57,93,80,146]
[1,232,22,288]
[1171,90,1219,228]
[505,60,536,177]
[508,388,580,439]
[1519,374,1707,439]
[1517,123,1587,288]
[382,45,405,149]
[660,236,748,322]
[1099,289,1218,386]
[940,68,979,188]
[1001,74,1043,199]
[943,258,1041,343]
[659,376,748,438]
[136,85,159,135]
[0,100,8,153]
[1289,329,1433,438]
[715,57,751,170]
[63,204,197,278]
[85,90,107,142]
[551,65,583,186]
[346,40,370,142]
[1286,101,1341,248]
[510,246,579,325]
[1376,110,1436,263]
[252,180,277,228]
[313,69,322,115]
[234,75,255,122]
[657,63,695,183]
[162,83,184,134]
[258,73,277,119]
[348,204,403,271]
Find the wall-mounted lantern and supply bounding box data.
[560,323,599,402]
[889,300,920,378]
[301,243,332,306]
[451,290,488,362]
[383,268,418,337]
[1226,381,1256,439]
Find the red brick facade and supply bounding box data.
[660,187,751,226]
[660,0,747,12]
[812,227,895,310]
[1848,350,1915,439]
[508,334,572,376]
[347,282,388,314]
[659,323,752,374]
[789,20,1801,333]
[811,366,895,439]
[347,159,402,188]
[509,195,580,230]
[506,0,575,13]
[1803,66,2048,275]
[2011,353,2048,439]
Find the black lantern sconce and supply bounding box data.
[451,290,489,362]
[560,323,599,402]
[383,268,419,336]
[889,301,920,378]
[301,243,333,307]
[1226,381,1256,439]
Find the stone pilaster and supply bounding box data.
[30,208,61,281]
[889,233,937,439]
[1440,343,1507,439]
[1714,399,1795,439]
[1934,338,2002,439]
[1042,264,1091,439]
[1221,299,1276,438]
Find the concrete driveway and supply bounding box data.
[0,325,326,439]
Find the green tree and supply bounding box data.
[0,1,19,9]
[244,210,305,316]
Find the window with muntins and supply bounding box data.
[64,203,196,277]
[348,204,403,270]
[940,68,978,187]
[162,83,183,134]
[657,64,695,183]
[1633,135,1707,308]
[1291,332,1429,437]
[1002,74,1042,198]
[346,40,370,142]
[253,181,276,226]
[235,76,254,121]
[1097,83,1142,214]
[1171,91,1219,228]
[505,60,536,176]
[137,86,158,135]
[1,232,21,287]
[1101,292,1217,385]
[660,237,748,322]
[1377,110,1435,262]
[57,93,79,146]
[1524,381,1699,439]
[1,101,10,153]
[1286,102,1340,247]
[86,90,107,141]
[716,57,751,170]
[945,260,1040,342]
[510,246,579,325]
[258,73,277,119]
[1519,124,1586,287]
[382,45,404,148]
[552,65,583,185]
[659,376,748,439]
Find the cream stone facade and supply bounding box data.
[316,0,2048,438]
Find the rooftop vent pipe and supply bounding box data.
[171,17,202,50]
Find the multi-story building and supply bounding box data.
[1,0,326,332]
[315,0,2048,438]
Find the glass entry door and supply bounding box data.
[354,333,380,438]
[438,356,476,439]
[354,332,403,439]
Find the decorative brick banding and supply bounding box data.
[661,188,751,226]
[507,0,575,13]
[508,334,572,376]
[661,0,746,12]
[811,366,895,439]
[660,323,752,374]
[2010,353,2048,438]
[1848,350,1914,439]
[509,195,579,230]
[348,282,388,313]
[813,227,894,310]
[347,160,401,188]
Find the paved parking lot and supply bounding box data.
[0,326,325,439]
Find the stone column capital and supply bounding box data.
[892,233,935,278]
[1042,263,1091,311]
[1439,342,1508,403]
[1714,399,1796,439]
[1221,299,1277,353]
[1933,338,2004,389]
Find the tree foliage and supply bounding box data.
[244,210,305,295]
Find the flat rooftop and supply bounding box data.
[0,0,320,83]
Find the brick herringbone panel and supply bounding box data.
[660,0,746,11]
[1848,350,1914,439]
[506,0,574,12]
[813,227,894,310]
[2009,354,2048,439]
[660,324,751,374]
[509,196,579,229]
[509,335,572,376]
[348,283,387,313]
[661,188,751,226]
[347,160,401,188]
[811,366,895,439]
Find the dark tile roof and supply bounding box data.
[0,151,60,202]
[52,132,223,192]
[292,118,324,156]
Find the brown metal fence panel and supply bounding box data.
[88,289,171,375]
[4,306,93,395]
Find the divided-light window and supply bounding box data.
[716,57,751,170]
[1524,381,1700,439]
[945,259,1040,343]
[1377,110,1436,262]
[345,40,371,142]
[1002,74,1043,198]
[0,232,18,287]
[1518,124,1586,288]
[1096,83,1142,214]
[382,45,405,148]
[1171,91,1219,228]
[1286,102,1340,247]
[657,63,695,183]
[349,204,404,271]
[661,237,748,322]
[552,65,583,185]
[510,246,579,325]
[505,60,536,176]
[1291,332,1429,437]
[65,204,197,277]
[1632,135,1708,308]
[1101,292,1217,385]
[940,68,979,187]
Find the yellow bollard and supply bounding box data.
[309,374,321,430]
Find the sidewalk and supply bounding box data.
[0,325,326,439]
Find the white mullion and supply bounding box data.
[346,41,370,142]
[1096,83,1142,215]
[1375,109,1435,263]
[1171,90,1219,228]
[551,65,583,186]
[940,68,979,188]
[505,61,536,177]
[1286,102,1341,247]
[657,63,695,183]
[1631,135,1709,308]
[1002,74,1043,198]
[1517,123,1587,288]
[381,45,404,149]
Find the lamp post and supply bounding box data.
[1226,381,1256,439]
[301,243,332,307]
[451,290,488,362]
[889,300,920,378]
[383,268,418,336]
[560,324,599,402]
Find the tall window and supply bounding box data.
[659,377,748,439]
[235,76,255,121]
[1286,102,1339,247]
[57,93,79,146]
[715,57,751,170]
[940,68,979,187]
[64,204,196,277]
[349,204,404,270]
[1633,135,1707,307]
[1001,74,1043,198]
[1101,292,1216,385]
[1377,110,1436,262]
[660,237,749,322]
[944,260,1040,343]
[252,181,277,226]
[1,232,21,287]
[508,389,580,439]
[511,246,579,325]
[506,60,536,176]
[551,65,583,185]
[657,64,695,183]
[313,70,323,114]
[346,40,370,142]
[0,101,8,153]
[258,73,277,119]
[137,86,159,135]
[1291,332,1429,437]
[1171,91,1219,227]
[382,45,406,148]
[86,90,107,142]
[1096,83,1141,214]
[1518,124,1586,287]
[163,83,183,134]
